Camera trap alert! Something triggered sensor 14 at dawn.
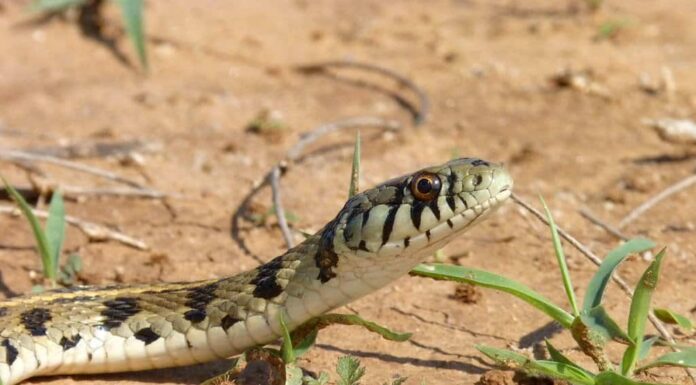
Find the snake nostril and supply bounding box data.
[499,184,511,192]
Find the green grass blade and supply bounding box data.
[290,313,411,347]
[29,0,86,12]
[2,178,55,280]
[292,329,317,359]
[411,264,575,328]
[278,311,295,364]
[348,131,361,198]
[653,308,693,330]
[545,340,594,377]
[595,371,661,385]
[621,248,667,375]
[476,345,595,385]
[639,350,696,371]
[540,197,579,316]
[114,0,147,70]
[45,190,65,279]
[637,336,660,362]
[583,238,655,311]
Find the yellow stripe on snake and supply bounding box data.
[0,158,512,384]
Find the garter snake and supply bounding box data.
[0,157,512,384]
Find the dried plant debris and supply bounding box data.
[246,109,288,142]
[644,118,696,145]
[550,68,611,99]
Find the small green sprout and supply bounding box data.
[3,179,67,286]
[411,199,696,384]
[30,0,148,70]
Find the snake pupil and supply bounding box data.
[417,178,432,193]
[410,172,441,201]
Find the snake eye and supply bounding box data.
[410,172,441,201]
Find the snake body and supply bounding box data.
[0,157,512,385]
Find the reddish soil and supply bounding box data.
[1,1,695,384]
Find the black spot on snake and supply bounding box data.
[410,202,425,230]
[134,327,160,345]
[221,315,241,330]
[404,237,410,248]
[381,205,399,246]
[315,221,339,283]
[88,352,93,361]
[20,308,52,336]
[428,199,441,220]
[447,219,454,228]
[362,209,370,227]
[184,309,207,323]
[101,297,140,329]
[251,256,284,299]
[2,339,18,365]
[185,282,219,314]
[358,240,369,252]
[425,230,431,240]
[447,171,456,195]
[458,196,469,209]
[59,335,82,351]
[471,159,489,167]
[446,196,456,212]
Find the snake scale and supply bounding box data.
[0,157,512,385]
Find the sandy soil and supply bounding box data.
[1,0,695,384]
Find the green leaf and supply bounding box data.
[540,197,579,316]
[278,311,295,364]
[286,364,304,385]
[291,313,411,346]
[545,340,594,377]
[621,248,667,375]
[581,305,630,343]
[545,340,576,367]
[476,345,595,385]
[583,238,655,311]
[336,356,365,385]
[571,305,629,371]
[29,0,86,12]
[595,371,660,385]
[114,0,148,70]
[654,308,693,330]
[637,336,660,362]
[411,264,575,328]
[304,372,330,385]
[45,190,65,279]
[2,178,55,280]
[348,131,361,198]
[639,349,696,370]
[292,329,317,359]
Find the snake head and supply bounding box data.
[315,157,512,282]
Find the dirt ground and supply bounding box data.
[1,0,695,384]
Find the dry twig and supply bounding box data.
[297,60,430,125]
[231,116,401,260]
[619,173,696,228]
[0,205,148,250]
[579,207,628,240]
[23,140,159,159]
[0,149,148,189]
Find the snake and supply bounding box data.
[0,157,512,385]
